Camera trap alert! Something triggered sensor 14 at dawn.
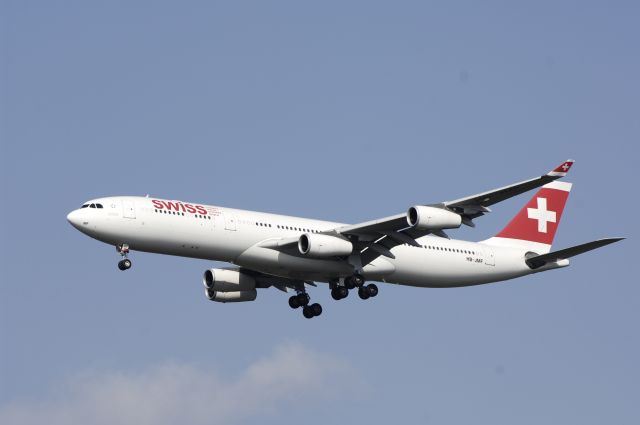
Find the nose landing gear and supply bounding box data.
[116,244,132,271]
[118,258,132,271]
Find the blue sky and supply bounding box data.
[1,1,638,424]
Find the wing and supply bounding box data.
[262,159,575,266]
[335,159,575,265]
[443,159,575,223]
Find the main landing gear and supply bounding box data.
[116,243,132,271]
[286,274,379,319]
[288,291,322,319]
[331,274,378,301]
[358,283,378,300]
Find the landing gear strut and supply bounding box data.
[116,244,132,271]
[345,273,364,289]
[288,291,322,319]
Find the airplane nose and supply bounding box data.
[67,210,82,229]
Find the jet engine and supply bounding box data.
[202,268,257,303]
[298,233,353,258]
[407,206,462,230]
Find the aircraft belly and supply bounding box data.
[234,245,353,281]
[384,245,530,288]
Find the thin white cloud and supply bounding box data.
[0,342,359,425]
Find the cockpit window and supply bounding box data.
[90,203,96,208]
[96,204,103,208]
[81,204,89,208]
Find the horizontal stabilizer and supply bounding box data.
[525,238,624,269]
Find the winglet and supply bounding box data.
[547,159,575,177]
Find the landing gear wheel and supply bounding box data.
[331,288,341,300]
[118,259,132,271]
[288,295,300,309]
[367,283,378,297]
[331,286,348,300]
[358,286,371,300]
[345,278,356,290]
[303,305,315,319]
[296,292,310,307]
[310,303,322,317]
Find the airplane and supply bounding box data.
[66,160,623,319]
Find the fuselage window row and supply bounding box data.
[407,243,476,255]
[255,222,321,234]
[153,209,211,219]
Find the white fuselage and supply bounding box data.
[67,196,555,288]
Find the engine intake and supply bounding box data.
[298,233,353,258]
[202,269,257,302]
[407,206,462,230]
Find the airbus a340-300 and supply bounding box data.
[67,160,622,319]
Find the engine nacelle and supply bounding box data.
[298,233,353,258]
[203,268,256,292]
[407,205,462,230]
[205,288,257,303]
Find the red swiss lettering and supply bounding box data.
[165,201,180,211]
[153,199,207,215]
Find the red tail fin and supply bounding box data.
[491,181,572,250]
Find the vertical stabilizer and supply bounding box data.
[483,181,572,254]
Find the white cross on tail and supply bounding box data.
[527,197,557,233]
